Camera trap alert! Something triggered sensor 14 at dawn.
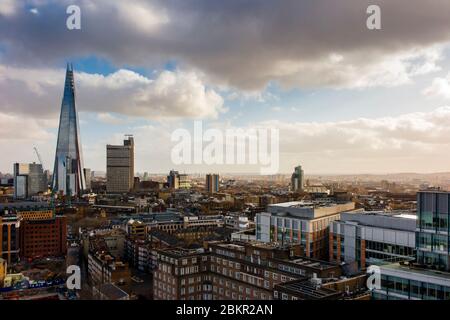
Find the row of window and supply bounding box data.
[381,275,450,300]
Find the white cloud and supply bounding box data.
[0,65,226,120]
[257,107,450,173]
[99,107,450,174]
[268,46,443,90]
[0,0,17,16]
[0,113,53,141]
[2,106,450,174]
[116,1,170,33]
[96,113,124,125]
[423,73,450,100]
[0,112,55,172]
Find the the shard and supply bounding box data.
[52,63,86,196]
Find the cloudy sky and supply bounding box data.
[2,0,450,175]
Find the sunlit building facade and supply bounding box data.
[106,136,135,193]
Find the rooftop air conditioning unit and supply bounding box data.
[311,277,322,287]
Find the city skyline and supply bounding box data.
[2,1,450,175]
[4,0,450,305]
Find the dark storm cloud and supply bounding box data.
[1,0,450,89]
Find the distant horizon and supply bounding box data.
[4,168,450,179]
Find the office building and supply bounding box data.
[179,174,191,189]
[329,211,416,270]
[291,166,304,192]
[416,191,450,271]
[83,168,92,191]
[224,213,250,231]
[372,191,450,300]
[18,209,67,259]
[13,163,47,199]
[13,164,28,199]
[125,238,152,272]
[167,170,180,189]
[205,174,219,193]
[182,215,224,229]
[256,200,356,259]
[106,136,135,193]
[373,263,450,300]
[0,214,20,264]
[126,219,147,240]
[52,64,86,196]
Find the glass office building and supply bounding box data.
[372,191,450,300]
[416,191,450,271]
[52,64,86,196]
[373,263,450,300]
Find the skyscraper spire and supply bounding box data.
[52,63,86,196]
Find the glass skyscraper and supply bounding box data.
[52,63,86,196]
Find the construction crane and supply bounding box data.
[33,146,44,169]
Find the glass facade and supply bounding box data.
[52,64,86,196]
[378,274,450,300]
[365,240,415,263]
[416,192,450,271]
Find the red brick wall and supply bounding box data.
[19,216,67,259]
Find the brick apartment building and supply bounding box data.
[153,241,368,300]
[87,233,131,292]
[153,248,209,300]
[88,251,131,290]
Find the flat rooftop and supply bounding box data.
[97,283,129,300]
[158,248,204,258]
[276,279,339,299]
[0,202,49,210]
[288,257,336,270]
[380,263,450,286]
[339,211,417,232]
[269,201,343,209]
[212,241,298,252]
[267,201,355,219]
